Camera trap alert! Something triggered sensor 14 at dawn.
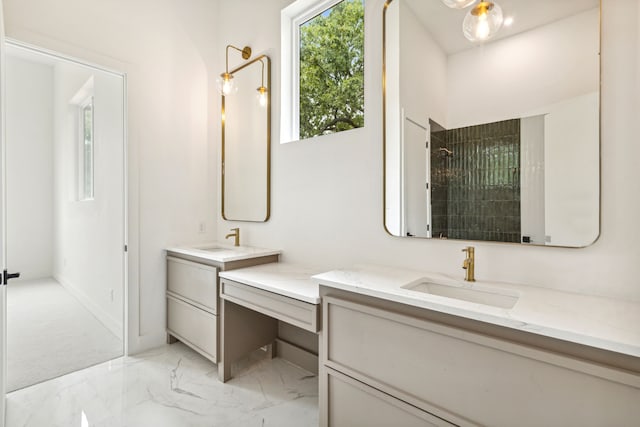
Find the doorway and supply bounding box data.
[4,41,127,391]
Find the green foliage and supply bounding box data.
[299,0,364,139]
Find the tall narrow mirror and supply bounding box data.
[383,0,600,247]
[222,55,271,222]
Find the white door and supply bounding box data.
[0,0,7,424]
[403,116,430,238]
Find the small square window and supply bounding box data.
[282,0,365,142]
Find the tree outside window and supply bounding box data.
[299,0,364,139]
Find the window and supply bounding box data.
[79,96,94,200]
[282,0,365,142]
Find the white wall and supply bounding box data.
[520,115,545,245]
[5,55,53,280]
[399,1,447,128]
[217,0,640,305]
[51,62,125,339]
[4,0,219,352]
[447,8,599,129]
[543,92,600,247]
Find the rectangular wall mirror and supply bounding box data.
[222,55,271,222]
[383,0,600,247]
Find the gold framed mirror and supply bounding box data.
[221,55,271,222]
[383,0,600,247]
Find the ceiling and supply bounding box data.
[404,0,599,55]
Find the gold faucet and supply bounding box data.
[225,228,240,247]
[461,246,475,282]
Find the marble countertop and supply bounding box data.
[312,264,640,358]
[219,263,322,304]
[166,242,281,263]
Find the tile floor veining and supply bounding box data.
[7,342,318,427]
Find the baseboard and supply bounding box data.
[276,338,318,375]
[54,274,123,340]
[128,331,168,356]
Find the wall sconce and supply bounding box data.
[442,0,476,9]
[463,1,504,42]
[256,59,268,107]
[217,44,252,96]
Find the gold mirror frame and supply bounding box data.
[221,54,271,222]
[381,0,602,248]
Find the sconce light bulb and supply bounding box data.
[463,1,503,42]
[257,86,268,107]
[223,80,233,95]
[217,72,236,96]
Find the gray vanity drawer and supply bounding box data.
[326,367,454,427]
[220,278,319,332]
[167,256,218,314]
[167,295,217,362]
[323,296,640,426]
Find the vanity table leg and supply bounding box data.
[266,342,277,359]
[218,299,278,383]
[166,333,178,344]
[218,361,232,383]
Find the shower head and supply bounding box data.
[438,147,454,158]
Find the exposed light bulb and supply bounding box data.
[257,86,268,107]
[463,1,504,42]
[216,72,236,96]
[442,0,477,9]
[222,79,233,95]
[475,14,490,40]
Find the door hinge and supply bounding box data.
[2,269,20,286]
[124,245,128,252]
[425,182,429,190]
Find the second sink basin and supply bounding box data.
[402,281,519,309]
[198,246,228,252]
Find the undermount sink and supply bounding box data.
[402,280,519,309]
[198,246,228,252]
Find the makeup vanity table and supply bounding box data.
[217,263,322,382]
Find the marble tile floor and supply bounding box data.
[6,342,319,427]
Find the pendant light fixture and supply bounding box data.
[442,0,476,9]
[462,1,504,42]
[216,44,252,96]
[256,59,268,107]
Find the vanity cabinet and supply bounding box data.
[326,367,453,427]
[167,292,218,360]
[165,250,279,364]
[166,257,219,361]
[167,257,218,313]
[319,287,640,427]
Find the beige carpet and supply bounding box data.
[7,278,123,391]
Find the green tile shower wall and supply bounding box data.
[431,119,521,243]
